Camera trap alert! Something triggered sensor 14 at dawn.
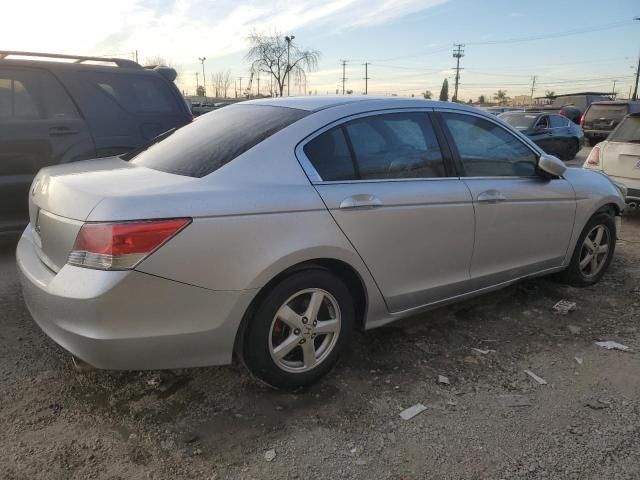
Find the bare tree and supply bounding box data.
[245,31,320,97]
[210,70,233,98]
[144,55,168,67]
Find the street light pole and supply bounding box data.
[198,57,207,99]
[634,18,640,101]
[285,35,295,96]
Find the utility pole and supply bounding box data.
[285,35,295,96]
[340,60,348,95]
[257,73,260,97]
[195,72,199,96]
[135,50,138,63]
[633,56,640,100]
[363,62,370,95]
[238,77,243,97]
[451,44,464,102]
[612,79,617,99]
[530,75,537,106]
[198,57,207,98]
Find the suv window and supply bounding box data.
[304,112,446,181]
[0,68,79,120]
[442,112,537,177]
[585,104,629,122]
[81,72,178,114]
[131,104,308,178]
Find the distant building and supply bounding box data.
[510,95,532,106]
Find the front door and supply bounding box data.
[437,110,576,289]
[299,110,475,312]
[0,66,94,229]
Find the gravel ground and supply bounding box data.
[1,212,639,480]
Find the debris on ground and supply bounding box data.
[524,369,548,385]
[437,375,450,385]
[585,399,610,410]
[399,403,428,420]
[471,348,495,355]
[497,395,533,407]
[567,325,582,335]
[553,300,577,315]
[146,377,161,387]
[463,356,479,365]
[595,341,632,352]
[574,357,583,365]
[264,450,277,462]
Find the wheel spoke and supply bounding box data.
[583,238,596,253]
[597,244,609,255]
[273,334,301,360]
[301,341,317,368]
[315,318,340,335]
[305,291,325,322]
[593,226,604,245]
[579,253,593,269]
[277,304,303,330]
[590,255,599,273]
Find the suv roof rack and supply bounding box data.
[0,50,142,69]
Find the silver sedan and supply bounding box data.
[17,97,625,388]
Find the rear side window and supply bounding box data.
[0,68,78,120]
[81,72,179,114]
[304,112,446,181]
[131,104,308,177]
[608,116,640,143]
[550,115,568,128]
[442,112,537,177]
[585,104,629,121]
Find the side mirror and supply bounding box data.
[538,153,566,177]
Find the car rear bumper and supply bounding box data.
[16,227,255,370]
[584,130,611,139]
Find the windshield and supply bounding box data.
[608,116,640,143]
[131,104,308,177]
[499,113,538,130]
[585,104,629,121]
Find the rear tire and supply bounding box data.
[565,138,579,160]
[239,269,354,389]
[560,212,616,287]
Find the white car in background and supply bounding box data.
[584,113,640,209]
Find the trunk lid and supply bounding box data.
[29,157,198,271]
[601,141,640,180]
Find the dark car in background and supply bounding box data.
[0,51,192,233]
[530,94,611,124]
[581,100,640,146]
[499,111,583,160]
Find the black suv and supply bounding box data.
[0,51,192,233]
[581,100,640,146]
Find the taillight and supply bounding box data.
[585,145,600,168]
[579,114,585,126]
[68,218,191,270]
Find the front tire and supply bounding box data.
[561,212,616,287]
[239,269,354,389]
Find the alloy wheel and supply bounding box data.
[268,288,341,373]
[578,224,611,278]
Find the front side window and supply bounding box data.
[132,104,308,177]
[535,116,550,129]
[303,112,446,181]
[442,112,537,177]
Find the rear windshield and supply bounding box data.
[131,104,308,177]
[608,116,640,143]
[585,104,629,121]
[499,113,537,130]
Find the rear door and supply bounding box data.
[298,110,475,312]
[437,110,576,289]
[0,66,94,228]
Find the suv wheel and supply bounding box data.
[561,212,616,287]
[239,269,354,389]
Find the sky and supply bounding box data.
[3,0,639,101]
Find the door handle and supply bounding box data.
[49,126,79,136]
[339,194,383,210]
[477,190,507,204]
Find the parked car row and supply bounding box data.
[0,51,192,233]
[581,100,640,146]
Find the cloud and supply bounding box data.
[508,12,524,17]
[1,0,448,63]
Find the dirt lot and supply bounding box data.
[1,210,639,480]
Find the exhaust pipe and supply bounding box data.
[71,355,95,373]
